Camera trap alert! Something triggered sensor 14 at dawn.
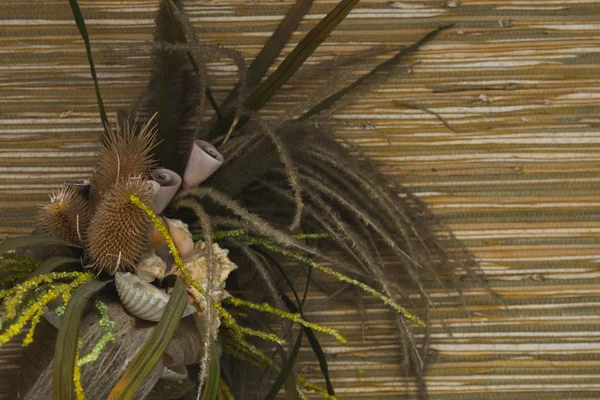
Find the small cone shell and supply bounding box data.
[87,178,154,274]
[182,140,224,188]
[39,186,91,245]
[90,119,157,202]
[150,168,181,214]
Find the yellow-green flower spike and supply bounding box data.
[74,339,86,400]
[244,238,425,327]
[225,296,346,344]
[77,300,116,367]
[130,195,285,346]
[219,380,235,400]
[0,272,92,347]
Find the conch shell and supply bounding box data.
[115,272,195,322]
[174,241,237,310]
[182,140,223,189]
[149,168,181,214]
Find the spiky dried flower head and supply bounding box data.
[90,117,159,202]
[87,177,155,274]
[39,185,91,245]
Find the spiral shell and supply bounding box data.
[115,272,195,322]
[149,168,181,214]
[182,140,224,188]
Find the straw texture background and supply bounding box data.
[1,0,600,399]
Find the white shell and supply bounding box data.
[182,140,224,188]
[150,168,182,214]
[161,366,188,381]
[115,272,195,322]
[137,252,167,282]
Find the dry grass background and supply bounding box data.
[1,0,600,399]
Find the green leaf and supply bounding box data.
[243,0,360,112]
[32,256,81,277]
[200,340,220,400]
[281,293,335,396]
[107,279,188,400]
[265,329,303,400]
[300,25,452,120]
[67,0,110,139]
[0,235,80,257]
[256,249,336,396]
[249,0,316,89]
[53,280,108,400]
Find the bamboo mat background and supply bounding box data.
[2,0,600,399]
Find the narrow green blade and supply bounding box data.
[248,0,316,89]
[53,280,108,400]
[244,0,360,112]
[0,235,80,257]
[107,279,188,400]
[67,0,110,139]
[265,330,303,400]
[300,25,451,120]
[200,341,220,400]
[32,256,81,277]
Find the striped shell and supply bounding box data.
[115,272,195,322]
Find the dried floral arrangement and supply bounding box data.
[0,1,494,399]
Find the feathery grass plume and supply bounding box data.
[87,178,154,274]
[127,0,203,177]
[39,185,91,245]
[89,118,158,202]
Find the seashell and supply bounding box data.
[161,365,188,381]
[182,140,224,189]
[115,272,195,322]
[151,217,195,260]
[150,168,182,214]
[137,252,167,282]
[174,241,237,311]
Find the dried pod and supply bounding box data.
[87,178,154,274]
[150,168,181,214]
[39,185,91,245]
[90,119,158,202]
[115,272,195,322]
[182,140,224,189]
[175,241,237,310]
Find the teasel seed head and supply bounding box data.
[39,185,91,245]
[90,117,158,202]
[87,177,155,274]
